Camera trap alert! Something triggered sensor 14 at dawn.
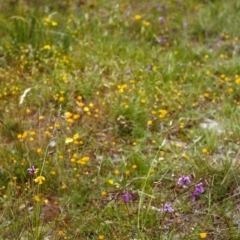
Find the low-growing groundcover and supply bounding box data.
[1,0,240,239]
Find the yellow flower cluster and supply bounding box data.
[65,111,81,124]
[65,133,82,145]
[134,15,150,26]
[118,84,127,93]
[77,156,90,165]
[17,131,36,142]
[159,109,167,119]
[44,17,58,26]
[76,97,97,117]
[70,154,90,165]
[17,131,28,140]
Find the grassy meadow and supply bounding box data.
[1,0,240,239]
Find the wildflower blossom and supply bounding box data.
[147,65,153,71]
[59,97,64,102]
[34,195,41,202]
[142,20,150,26]
[73,133,80,140]
[177,175,191,185]
[135,15,142,20]
[235,78,240,84]
[200,232,207,238]
[101,191,107,196]
[158,16,165,24]
[44,17,51,23]
[65,137,73,144]
[191,182,204,201]
[34,176,45,185]
[202,148,208,153]
[51,21,58,26]
[159,109,167,118]
[27,166,38,175]
[163,203,174,213]
[147,120,153,125]
[65,112,73,119]
[43,45,51,50]
[157,38,167,45]
[122,191,133,203]
[108,179,114,185]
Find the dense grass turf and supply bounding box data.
[1,0,240,239]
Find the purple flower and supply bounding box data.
[157,38,167,45]
[158,16,165,24]
[147,65,153,71]
[163,203,174,213]
[27,166,37,174]
[191,182,204,201]
[122,191,133,203]
[178,175,191,185]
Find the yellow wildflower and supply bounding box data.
[235,78,240,84]
[51,21,58,26]
[65,112,73,119]
[108,179,114,185]
[59,97,64,102]
[43,45,51,50]
[147,120,153,125]
[34,195,41,202]
[81,156,89,162]
[202,148,208,153]
[73,133,80,140]
[142,20,150,26]
[101,191,107,196]
[135,15,142,20]
[65,137,73,144]
[34,176,45,185]
[200,232,207,238]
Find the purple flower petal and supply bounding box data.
[178,175,191,185]
[163,203,174,213]
[191,182,204,201]
[27,166,36,174]
[158,16,165,24]
[122,191,133,203]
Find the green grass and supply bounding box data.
[1,0,240,239]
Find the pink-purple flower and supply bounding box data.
[157,38,167,45]
[191,182,204,201]
[158,16,165,24]
[178,175,191,185]
[122,191,133,203]
[27,166,37,174]
[163,203,174,213]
